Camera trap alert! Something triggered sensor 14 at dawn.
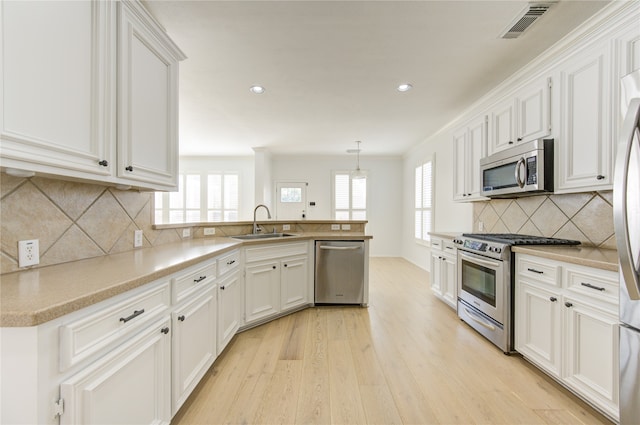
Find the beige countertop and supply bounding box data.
[428,232,461,240]
[512,245,619,272]
[0,233,371,327]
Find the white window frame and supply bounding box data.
[415,156,434,245]
[154,171,240,224]
[332,170,368,220]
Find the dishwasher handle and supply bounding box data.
[319,245,361,251]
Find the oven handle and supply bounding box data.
[459,251,502,269]
[463,307,497,331]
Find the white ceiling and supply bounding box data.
[143,0,609,157]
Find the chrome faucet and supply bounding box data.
[253,204,272,234]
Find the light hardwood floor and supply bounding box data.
[173,257,613,425]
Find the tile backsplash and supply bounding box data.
[0,175,185,274]
[472,191,616,249]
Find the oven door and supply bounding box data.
[457,250,506,324]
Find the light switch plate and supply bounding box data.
[341,224,351,231]
[331,224,340,230]
[182,228,191,237]
[282,224,291,231]
[203,228,216,236]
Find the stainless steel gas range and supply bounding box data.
[453,233,580,353]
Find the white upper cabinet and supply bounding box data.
[0,0,185,191]
[488,76,551,156]
[0,1,114,177]
[453,114,487,201]
[117,2,181,188]
[556,40,612,192]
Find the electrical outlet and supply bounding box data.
[203,228,216,236]
[341,224,351,231]
[282,224,290,231]
[479,221,484,231]
[182,228,191,238]
[18,239,39,267]
[134,230,143,247]
[331,224,340,231]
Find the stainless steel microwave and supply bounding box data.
[480,139,553,198]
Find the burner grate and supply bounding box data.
[462,233,581,246]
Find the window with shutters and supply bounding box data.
[415,157,433,244]
[333,171,367,220]
[155,172,239,224]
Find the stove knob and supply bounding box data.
[495,247,502,253]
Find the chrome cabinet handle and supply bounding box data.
[581,282,605,292]
[119,309,144,323]
[319,246,361,251]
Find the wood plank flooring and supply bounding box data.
[172,257,613,425]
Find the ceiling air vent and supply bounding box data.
[500,3,555,39]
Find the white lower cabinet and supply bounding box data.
[515,253,619,421]
[429,237,457,310]
[244,242,310,325]
[171,286,217,415]
[217,268,242,355]
[60,317,172,425]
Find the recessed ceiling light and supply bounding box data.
[249,85,265,94]
[397,83,413,92]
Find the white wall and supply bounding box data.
[401,128,474,271]
[179,156,255,220]
[271,155,403,257]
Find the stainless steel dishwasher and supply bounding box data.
[314,240,365,305]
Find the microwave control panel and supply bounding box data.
[526,157,538,185]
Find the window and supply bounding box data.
[155,172,239,224]
[415,158,433,243]
[333,171,367,220]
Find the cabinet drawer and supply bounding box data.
[173,260,217,304]
[443,240,457,255]
[431,237,443,251]
[517,256,561,287]
[245,242,308,263]
[59,280,170,371]
[565,266,618,307]
[217,250,240,277]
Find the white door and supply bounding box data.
[275,182,307,220]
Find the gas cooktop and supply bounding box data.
[462,233,581,246]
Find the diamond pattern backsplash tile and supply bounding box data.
[474,191,614,248]
[0,175,184,274]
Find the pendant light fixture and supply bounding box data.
[349,141,366,179]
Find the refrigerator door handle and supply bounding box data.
[614,96,640,299]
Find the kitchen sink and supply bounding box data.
[231,233,296,240]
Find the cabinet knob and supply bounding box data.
[125,166,133,172]
[284,264,288,267]
[596,175,605,180]
[161,327,170,334]
[508,141,514,144]
[550,297,557,302]
[220,285,225,290]
[272,265,276,269]
[467,193,471,196]
[98,160,108,167]
[178,315,185,322]
[564,302,573,308]
[517,137,522,142]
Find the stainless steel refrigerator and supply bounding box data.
[615,69,640,424]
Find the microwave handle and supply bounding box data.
[515,157,526,188]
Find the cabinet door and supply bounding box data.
[117,2,179,189]
[442,253,457,309]
[515,283,561,377]
[466,115,487,199]
[518,77,551,143]
[0,1,114,177]
[563,298,619,419]
[218,270,242,355]
[558,42,612,191]
[172,288,217,414]
[488,98,516,155]
[430,252,443,295]
[280,256,308,311]
[245,262,280,324]
[60,318,171,425]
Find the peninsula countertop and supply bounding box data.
[1,233,372,327]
